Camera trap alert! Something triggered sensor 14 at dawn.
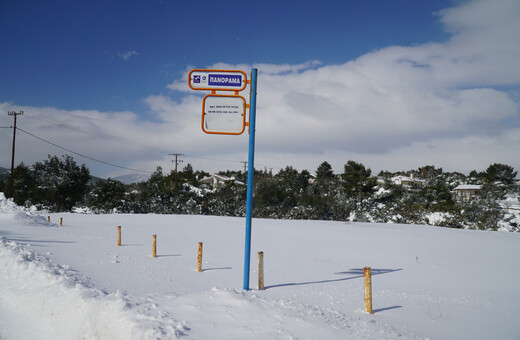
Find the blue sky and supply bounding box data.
[1,0,450,114]
[1,0,519,178]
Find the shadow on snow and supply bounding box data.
[265,268,402,289]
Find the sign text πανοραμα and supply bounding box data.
[208,74,242,86]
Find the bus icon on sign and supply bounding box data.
[194,75,201,83]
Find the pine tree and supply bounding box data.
[32,155,91,211]
[482,163,517,185]
[90,178,127,212]
[342,160,376,200]
[12,162,36,206]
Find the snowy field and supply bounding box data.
[1,193,519,340]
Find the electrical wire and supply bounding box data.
[25,113,255,167]
[21,113,282,171]
[184,154,242,164]
[27,114,167,156]
[16,127,153,174]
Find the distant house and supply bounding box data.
[453,184,482,201]
[199,174,243,188]
[390,174,425,192]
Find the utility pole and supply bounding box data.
[241,161,248,182]
[8,110,23,199]
[169,153,184,189]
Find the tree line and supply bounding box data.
[1,154,518,231]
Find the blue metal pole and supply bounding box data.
[243,68,258,290]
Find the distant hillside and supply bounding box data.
[89,175,106,185]
[112,173,150,184]
[0,167,9,181]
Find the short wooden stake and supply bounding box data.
[197,242,203,272]
[152,234,157,258]
[258,251,265,290]
[364,267,373,314]
[60,217,63,226]
[117,226,121,246]
[47,216,50,222]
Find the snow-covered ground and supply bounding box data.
[1,193,519,339]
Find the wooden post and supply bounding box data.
[364,267,373,314]
[258,251,264,290]
[60,217,63,226]
[197,242,203,272]
[117,226,121,246]
[152,234,157,258]
[47,216,50,222]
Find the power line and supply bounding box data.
[183,154,272,170]
[184,154,243,164]
[16,127,153,174]
[21,111,277,170]
[25,113,252,167]
[27,113,167,155]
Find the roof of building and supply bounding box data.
[390,175,425,183]
[454,184,483,190]
[199,174,244,186]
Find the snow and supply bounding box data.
[453,185,483,190]
[424,212,452,225]
[498,193,520,232]
[1,192,520,339]
[374,187,391,198]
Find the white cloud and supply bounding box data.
[1,0,519,178]
[118,50,139,61]
[167,61,322,92]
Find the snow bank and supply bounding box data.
[167,287,415,339]
[0,192,48,226]
[0,194,180,339]
[0,237,179,339]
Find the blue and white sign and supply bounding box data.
[189,69,247,91]
[208,74,242,87]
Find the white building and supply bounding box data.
[453,184,482,201]
[390,174,425,192]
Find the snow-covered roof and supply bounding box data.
[390,175,425,183]
[200,174,232,183]
[199,174,244,186]
[454,184,482,190]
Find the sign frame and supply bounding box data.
[189,69,248,92]
[201,94,246,135]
